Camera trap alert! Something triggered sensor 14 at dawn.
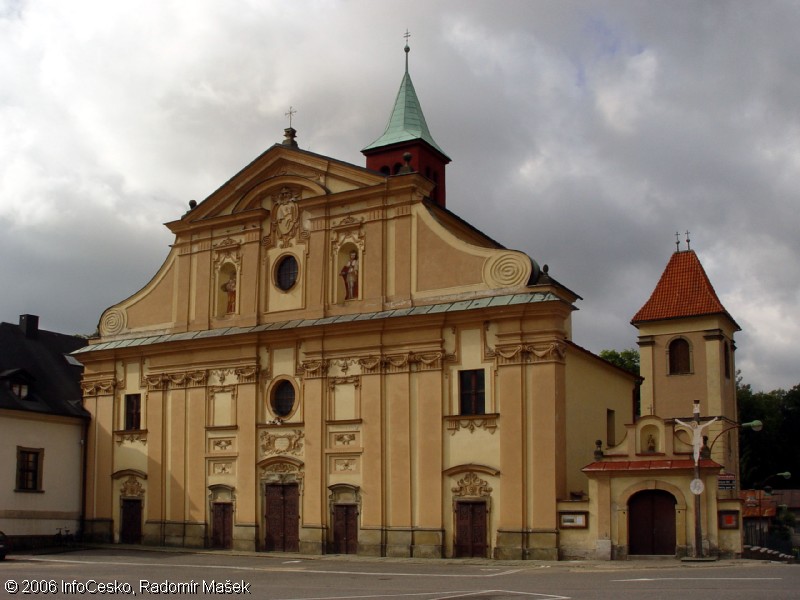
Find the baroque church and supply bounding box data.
[75,45,744,560]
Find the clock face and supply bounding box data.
[690,478,705,495]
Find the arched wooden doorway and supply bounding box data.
[628,489,677,555]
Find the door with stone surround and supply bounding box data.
[454,501,487,558]
[264,484,299,552]
[211,502,233,549]
[120,499,142,544]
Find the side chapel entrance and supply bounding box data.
[332,504,358,554]
[454,501,487,558]
[628,489,677,555]
[211,503,233,549]
[120,499,142,544]
[264,483,300,552]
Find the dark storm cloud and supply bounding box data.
[1,0,797,391]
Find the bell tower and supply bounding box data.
[362,37,451,206]
[632,237,740,471]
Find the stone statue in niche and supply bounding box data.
[340,250,359,300]
[221,273,236,313]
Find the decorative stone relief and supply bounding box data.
[211,438,234,452]
[100,308,126,336]
[82,379,116,396]
[212,239,242,269]
[382,354,410,373]
[166,370,208,388]
[260,429,305,457]
[332,457,359,474]
[212,462,234,475]
[527,341,567,363]
[120,476,144,498]
[272,187,309,248]
[492,341,567,365]
[358,356,381,374]
[143,374,165,391]
[234,365,258,384]
[482,252,531,288]
[452,472,492,499]
[300,359,329,379]
[334,433,357,446]
[445,415,498,435]
[412,352,444,371]
[330,227,365,256]
[259,461,304,485]
[115,431,148,446]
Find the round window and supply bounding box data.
[271,380,296,418]
[275,255,299,291]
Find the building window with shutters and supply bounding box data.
[459,369,485,416]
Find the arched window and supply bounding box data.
[668,338,691,375]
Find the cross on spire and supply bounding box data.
[675,231,681,252]
[285,105,297,128]
[404,29,411,72]
[685,230,691,251]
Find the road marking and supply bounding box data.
[275,591,569,600]
[614,577,781,582]
[27,557,521,578]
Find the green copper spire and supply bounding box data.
[362,42,450,158]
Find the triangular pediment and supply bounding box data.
[171,145,385,229]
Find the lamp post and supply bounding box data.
[675,402,763,559]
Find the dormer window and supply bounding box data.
[10,382,29,398]
[1,369,34,400]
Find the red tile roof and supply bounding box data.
[632,250,737,326]
[582,458,721,472]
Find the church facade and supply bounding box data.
[75,49,745,560]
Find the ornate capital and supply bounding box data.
[81,378,116,396]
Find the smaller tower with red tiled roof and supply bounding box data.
[632,245,740,473]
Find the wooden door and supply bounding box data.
[454,501,487,558]
[120,499,142,544]
[264,484,299,552]
[333,504,358,554]
[211,503,233,549]
[628,490,676,555]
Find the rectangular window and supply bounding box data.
[16,447,43,492]
[124,393,142,430]
[459,370,485,415]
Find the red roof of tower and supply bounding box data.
[632,250,738,328]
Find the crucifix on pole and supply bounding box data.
[675,400,718,558]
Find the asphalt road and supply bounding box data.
[1,548,797,600]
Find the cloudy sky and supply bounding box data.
[1,0,798,392]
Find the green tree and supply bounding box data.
[737,376,799,489]
[599,348,640,376]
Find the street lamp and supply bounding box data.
[675,402,763,559]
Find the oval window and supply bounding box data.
[275,255,299,291]
[271,380,296,417]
